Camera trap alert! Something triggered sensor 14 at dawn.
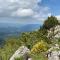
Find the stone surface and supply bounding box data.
[48,51,60,60]
[47,25,60,39]
[28,58,32,60]
[10,46,30,60]
[47,44,60,60]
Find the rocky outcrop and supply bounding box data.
[47,25,60,39]
[48,51,60,60]
[47,44,60,60]
[10,46,30,60]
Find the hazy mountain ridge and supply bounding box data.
[0,23,41,44]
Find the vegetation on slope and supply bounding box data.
[43,16,59,29]
[0,16,60,60]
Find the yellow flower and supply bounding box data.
[31,40,48,53]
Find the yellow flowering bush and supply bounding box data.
[31,40,48,53]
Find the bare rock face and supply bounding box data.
[28,58,32,60]
[47,51,60,60]
[47,44,60,60]
[10,46,30,60]
[47,25,60,39]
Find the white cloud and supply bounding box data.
[33,7,51,23]
[0,0,51,23]
[12,9,34,17]
[0,0,41,9]
[0,0,42,16]
[54,15,60,24]
[56,15,60,20]
[48,13,51,17]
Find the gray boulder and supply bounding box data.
[10,46,30,60]
[46,44,60,60]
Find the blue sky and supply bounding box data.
[0,0,60,24]
[41,0,60,15]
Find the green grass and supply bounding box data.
[14,53,47,60]
[32,53,48,60]
[15,56,24,60]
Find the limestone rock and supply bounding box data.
[47,44,60,60]
[48,51,60,60]
[10,46,30,60]
[47,25,60,39]
[28,58,32,60]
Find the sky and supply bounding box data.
[0,0,60,24]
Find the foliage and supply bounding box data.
[43,16,59,29]
[0,16,59,60]
[31,53,48,60]
[15,56,24,60]
[31,40,48,53]
[0,30,50,60]
[0,26,52,60]
[39,28,47,35]
[15,53,48,60]
[0,37,22,60]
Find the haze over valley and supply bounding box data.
[0,23,41,45]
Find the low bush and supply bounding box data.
[31,40,48,53]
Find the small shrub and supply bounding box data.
[31,40,48,53]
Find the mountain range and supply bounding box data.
[0,23,41,45]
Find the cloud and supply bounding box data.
[33,7,51,22]
[56,15,60,20]
[12,9,34,17]
[0,0,41,16]
[55,15,60,23]
[0,0,51,24]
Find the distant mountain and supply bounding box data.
[0,23,41,45]
[0,23,41,34]
[18,24,40,32]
